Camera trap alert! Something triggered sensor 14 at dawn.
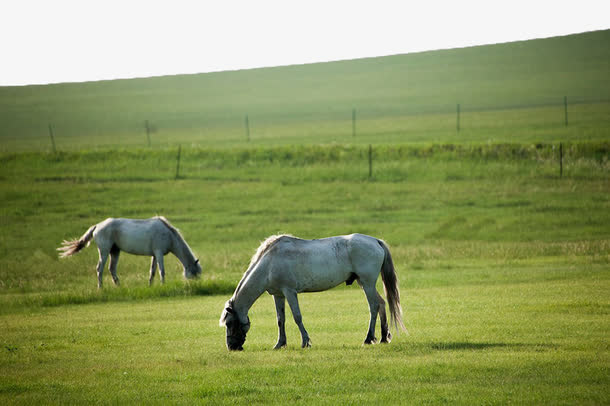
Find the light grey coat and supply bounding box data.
[58,216,201,288]
[220,233,406,351]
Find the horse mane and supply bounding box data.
[155,216,183,238]
[233,234,294,295]
[247,234,294,270]
[155,216,197,259]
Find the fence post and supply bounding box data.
[352,108,356,137]
[559,142,563,178]
[456,103,461,132]
[564,96,568,127]
[245,115,250,142]
[368,144,373,178]
[48,124,57,153]
[145,120,151,147]
[175,145,182,180]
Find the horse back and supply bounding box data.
[94,218,172,255]
[264,234,384,293]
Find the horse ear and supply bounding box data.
[195,258,200,265]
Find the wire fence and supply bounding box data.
[1,96,609,153]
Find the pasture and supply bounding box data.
[1,142,608,404]
[1,30,609,404]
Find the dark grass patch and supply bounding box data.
[16,280,236,308]
[35,176,163,183]
[0,383,31,396]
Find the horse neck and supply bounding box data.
[232,266,268,316]
[170,234,195,266]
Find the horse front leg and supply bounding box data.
[109,248,120,286]
[148,257,157,286]
[361,283,380,344]
[155,253,166,284]
[283,288,311,348]
[273,295,287,350]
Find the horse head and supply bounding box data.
[184,258,202,279]
[219,300,250,351]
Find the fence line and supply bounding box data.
[48,124,56,153]
[175,145,182,180]
[160,141,604,181]
[227,96,602,144]
[145,120,152,147]
[245,115,250,142]
[13,96,610,152]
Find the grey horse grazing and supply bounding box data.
[58,216,202,288]
[219,234,406,351]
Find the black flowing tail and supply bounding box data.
[58,225,96,258]
[377,239,407,333]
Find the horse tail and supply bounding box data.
[377,239,407,333]
[57,225,96,258]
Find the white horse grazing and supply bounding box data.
[58,216,202,288]
[219,234,406,351]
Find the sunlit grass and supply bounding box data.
[0,141,608,403]
[1,261,607,404]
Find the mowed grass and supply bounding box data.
[0,142,608,404]
[0,262,607,404]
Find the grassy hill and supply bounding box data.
[0,29,609,149]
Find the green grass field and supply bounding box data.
[1,142,608,404]
[1,30,609,404]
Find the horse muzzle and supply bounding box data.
[226,335,245,351]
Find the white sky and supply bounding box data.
[1,0,608,86]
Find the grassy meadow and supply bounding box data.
[1,30,609,404]
[1,142,608,404]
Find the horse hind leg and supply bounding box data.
[148,257,157,286]
[377,292,391,343]
[109,245,121,286]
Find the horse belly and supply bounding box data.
[114,227,156,256]
[297,255,352,293]
[118,241,153,256]
[301,274,349,292]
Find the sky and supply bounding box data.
[1,0,608,86]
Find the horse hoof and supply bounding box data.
[273,343,286,350]
[302,339,312,348]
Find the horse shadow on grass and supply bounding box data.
[430,342,510,351]
[404,341,557,353]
